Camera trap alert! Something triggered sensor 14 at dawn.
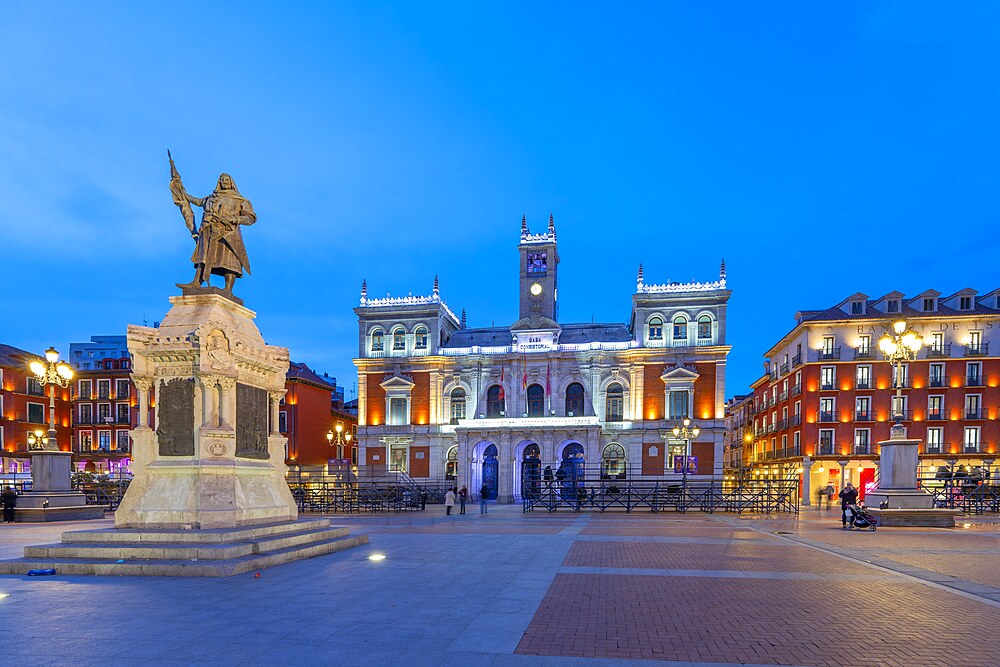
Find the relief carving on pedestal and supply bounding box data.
[236,383,269,459]
[156,378,195,456]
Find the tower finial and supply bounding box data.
[433,274,440,295]
[637,263,644,285]
[360,279,368,304]
[461,308,467,328]
[720,259,726,280]
[521,214,527,233]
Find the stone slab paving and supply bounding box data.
[2,507,1000,666]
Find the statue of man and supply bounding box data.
[169,153,256,294]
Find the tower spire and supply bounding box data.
[548,212,555,239]
[461,308,467,328]
[521,214,527,236]
[360,279,368,304]
[433,274,440,296]
[720,259,726,280]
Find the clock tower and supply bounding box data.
[518,214,559,322]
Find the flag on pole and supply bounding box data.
[522,356,528,391]
[498,364,505,401]
[545,363,551,395]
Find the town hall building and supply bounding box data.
[353,216,731,502]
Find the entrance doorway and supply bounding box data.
[481,444,499,500]
[559,443,585,498]
[521,443,541,499]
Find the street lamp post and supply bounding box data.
[878,320,923,440]
[671,418,700,493]
[327,423,353,483]
[29,348,74,452]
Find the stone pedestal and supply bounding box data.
[15,451,107,522]
[865,437,956,527]
[116,294,296,529]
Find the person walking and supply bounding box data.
[479,484,490,514]
[1,486,17,523]
[823,484,835,510]
[458,485,468,515]
[838,482,859,529]
[420,489,427,511]
[444,488,456,516]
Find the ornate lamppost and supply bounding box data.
[878,320,923,439]
[671,418,700,489]
[28,348,74,452]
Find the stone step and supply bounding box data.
[0,533,369,577]
[24,526,352,561]
[63,518,332,544]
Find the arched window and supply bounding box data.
[392,328,406,351]
[414,326,428,349]
[673,316,688,340]
[565,382,585,416]
[648,316,663,341]
[526,384,545,417]
[523,443,540,459]
[450,387,466,422]
[445,446,458,480]
[697,315,712,340]
[606,383,624,422]
[370,329,384,352]
[486,385,505,418]
[601,443,626,479]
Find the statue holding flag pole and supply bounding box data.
[168,150,256,296]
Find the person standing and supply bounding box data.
[419,489,427,511]
[444,488,456,516]
[838,482,859,529]
[1,486,17,523]
[824,483,835,510]
[480,484,490,514]
[458,485,468,515]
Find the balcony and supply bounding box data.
[790,414,802,427]
[818,411,836,423]
[964,443,981,454]
[820,382,836,391]
[927,412,946,421]
[965,409,984,420]
[965,342,989,357]
[777,418,789,430]
[792,354,802,367]
[779,362,789,375]
[854,347,876,360]
[73,416,94,425]
[791,384,801,397]
[927,344,951,358]
[967,375,985,388]
[818,347,841,361]
[887,410,913,421]
[97,392,110,400]
[116,391,130,400]
[854,443,871,455]
[928,378,946,388]
[854,411,874,422]
[855,380,872,390]
[778,390,788,402]
[818,442,835,456]
[891,378,911,389]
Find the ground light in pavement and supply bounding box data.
[367,553,386,561]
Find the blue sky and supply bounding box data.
[1,2,999,400]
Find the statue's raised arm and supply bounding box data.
[169,152,256,298]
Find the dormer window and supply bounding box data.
[923,298,936,312]
[887,300,900,313]
[960,296,972,310]
[414,326,428,349]
[851,301,863,315]
[648,317,663,341]
[370,329,384,352]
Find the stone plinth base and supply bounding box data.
[13,491,107,523]
[864,488,934,509]
[869,508,960,528]
[30,451,73,492]
[0,518,367,577]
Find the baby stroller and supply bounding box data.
[845,504,877,531]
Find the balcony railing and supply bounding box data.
[964,443,981,454]
[854,347,876,360]
[116,391,130,399]
[967,375,985,387]
[818,411,836,423]
[792,354,802,367]
[779,362,789,375]
[820,382,836,391]
[927,412,946,421]
[854,411,873,422]
[818,442,834,456]
[928,378,946,388]
[778,390,788,402]
[965,342,989,357]
[887,410,913,421]
[891,378,911,389]
[854,443,871,455]
[927,344,951,358]
[791,383,801,396]
[818,348,841,361]
[777,418,789,431]
[965,409,984,420]
[855,380,872,390]
[790,415,802,427]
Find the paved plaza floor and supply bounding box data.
[2,505,1000,666]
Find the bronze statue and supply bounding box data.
[169,151,256,294]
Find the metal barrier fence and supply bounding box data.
[917,472,1000,515]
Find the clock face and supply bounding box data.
[530,282,543,296]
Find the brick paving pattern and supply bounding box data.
[516,573,1000,666]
